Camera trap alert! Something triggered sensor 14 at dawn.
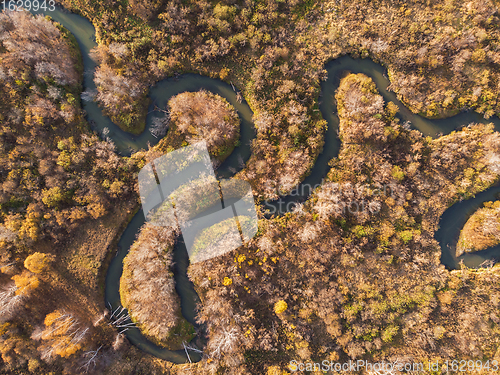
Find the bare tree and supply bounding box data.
[150,115,169,138]
[35,311,90,360]
[168,91,239,157]
[0,11,78,85]
[0,284,24,321]
[207,326,241,359]
[107,304,136,334]
[79,345,103,373]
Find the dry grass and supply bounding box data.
[34,199,138,321]
[62,200,138,291]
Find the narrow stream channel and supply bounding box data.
[7,3,500,362]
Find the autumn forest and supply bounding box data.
[1,0,500,374]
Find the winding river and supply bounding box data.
[10,3,500,363]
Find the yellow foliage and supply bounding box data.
[274,300,288,314]
[55,338,81,358]
[87,202,107,219]
[12,273,39,296]
[24,252,54,274]
[267,365,289,375]
[41,310,85,358]
[219,67,230,80]
[0,323,10,336]
[41,187,64,208]
[68,207,87,222]
[44,310,64,328]
[385,101,399,120]
[27,358,40,372]
[223,277,233,286]
[471,48,486,64]
[18,212,40,241]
